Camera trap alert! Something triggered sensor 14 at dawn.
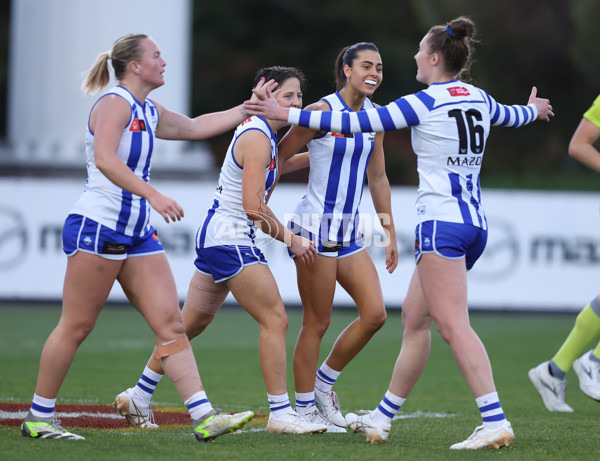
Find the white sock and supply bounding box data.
[31,394,56,418]
[268,392,292,417]
[185,391,214,421]
[133,366,164,403]
[295,391,315,413]
[476,392,506,430]
[315,362,341,393]
[371,390,405,425]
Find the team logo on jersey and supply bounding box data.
[447,87,470,97]
[241,118,253,126]
[129,119,147,132]
[268,156,276,170]
[331,132,354,138]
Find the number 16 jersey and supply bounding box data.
[288,79,538,230]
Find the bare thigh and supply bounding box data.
[117,253,184,343]
[182,270,230,338]
[295,254,337,329]
[225,264,285,322]
[337,250,386,321]
[59,252,124,336]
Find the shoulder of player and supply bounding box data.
[304,99,331,112]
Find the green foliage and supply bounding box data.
[1,305,600,459]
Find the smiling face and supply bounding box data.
[134,38,167,89]
[344,49,383,96]
[275,77,303,109]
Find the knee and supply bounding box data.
[58,318,97,346]
[304,315,331,338]
[263,304,288,333]
[160,310,186,339]
[185,315,214,339]
[361,307,387,333]
[434,320,467,345]
[402,311,431,333]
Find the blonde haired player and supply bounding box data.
[19,33,271,441]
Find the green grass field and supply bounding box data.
[1,304,599,460]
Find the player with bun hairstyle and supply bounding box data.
[20,32,274,442]
[245,16,554,449]
[114,66,329,435]
[272,42,397,433]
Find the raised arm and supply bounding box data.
[245,90,422,134]
[154,78,276,140]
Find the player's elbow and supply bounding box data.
[242,200,262,222]
[567,140,583,160]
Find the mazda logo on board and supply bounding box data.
[471,217,519,280]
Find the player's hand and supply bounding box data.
[244,88,288,121]
[250,78,278,101]
[385,241,399,274]
[529,86,554,122]
[289,234,317,264]
[149,192,184,223]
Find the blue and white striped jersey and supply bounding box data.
[289,92,376,244]
[197,116,278,248]
[288,80,538,229]
[71,85,159,236]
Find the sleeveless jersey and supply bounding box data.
[289,92,376,244]
[197,116,278,248]
[70,85,159,237]
[288,80,538,230]
[583,95,600,128]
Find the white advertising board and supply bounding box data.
[1,178,598,312]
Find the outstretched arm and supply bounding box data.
[155,78,276,140]
[245,89,422,134]
[486,86,554,128]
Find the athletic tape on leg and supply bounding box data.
[153,335,191,360]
